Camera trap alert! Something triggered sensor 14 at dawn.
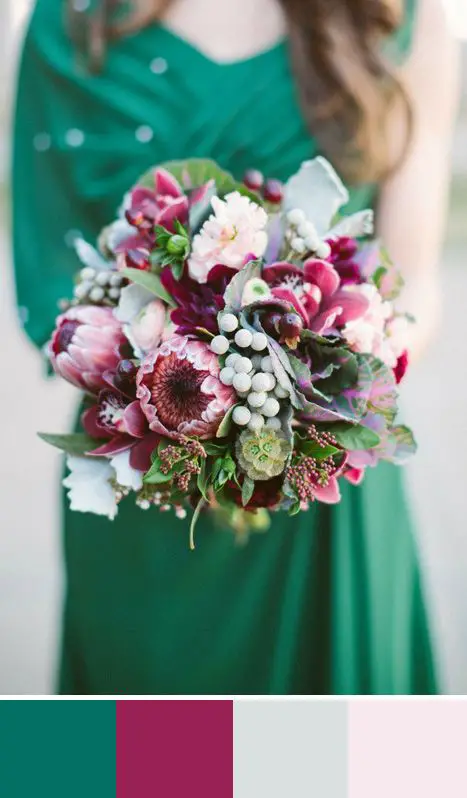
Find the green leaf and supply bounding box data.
[204,442,229,456]
[189,179,216,232]
[328,422,381,450]
[143,456,172,484]
[154,225,172,245]
[388,425,417,464]
[212,455,236,490]
[189,496,206,550]
[288,353,312,383]
[223,260,262,313]
[171,260,185,280]
[37,432,104,456]
[266,338,302,410]
[241,477,255,507]
[298,441,340,459]
[317,350,359,395]
[120,267,177,307]
[300,329,341,347]
[287,502,301,517]
[372,265,387,289]
[197,458,210,501]
[216,405,238,439]
[366,356,398,425]
[195,326,215,340]
[282,479,298,502]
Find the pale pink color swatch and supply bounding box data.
[348,700,467,798]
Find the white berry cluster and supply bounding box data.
[73,267,125,305]
[210,313,289,433]
[285,208,331,260]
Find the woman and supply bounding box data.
[13,0,458,694]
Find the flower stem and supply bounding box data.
[189,496,206,550]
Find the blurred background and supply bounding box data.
[0,0,466,695]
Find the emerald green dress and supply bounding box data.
[13,0,437,694]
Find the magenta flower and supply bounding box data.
[49,306,126,393]
[116,169,215,256]
[160,264,236,336]
[126,168,188,238]
[394,349,409,384]
[286,451,347,505]
[263,259,369,335]
[82,390,163,469]
[326,237,361,284]
[137,335,236,439]
[83,388,145,437]
[343,466,365,485]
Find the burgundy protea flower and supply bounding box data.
[263,259,369,335]
[136,335,236,439]
[160,264,236,335]
[49,306,126,393]
[326,236,361,284]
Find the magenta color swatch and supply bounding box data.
[348,700,467,798]
[116,700,233,798]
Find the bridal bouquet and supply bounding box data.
[40,157,415,544]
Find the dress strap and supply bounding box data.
[385,0,418,65]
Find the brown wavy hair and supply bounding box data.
[67,0,411,184]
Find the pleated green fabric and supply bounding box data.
[13,0,437,694]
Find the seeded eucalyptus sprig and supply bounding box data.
[150,220,190,279]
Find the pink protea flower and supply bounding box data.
[49,306,126,393]
[136,335,236,439]
[263,259,369,335]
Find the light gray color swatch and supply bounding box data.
[234,700,347,798]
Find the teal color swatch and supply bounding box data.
[0,701,116,797]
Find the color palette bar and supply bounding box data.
[117,701,233,798]
[1,700,467,796]
[348,700,467,797]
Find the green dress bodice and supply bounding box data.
[13,0,437,694]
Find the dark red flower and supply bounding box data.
[263,259,368,334]
[161,263,237,335]
[393,349,409,384]
[326,237,361,284]
[226,476,283,510]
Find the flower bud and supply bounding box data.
[167,234,188,256]
[279,313,303,349]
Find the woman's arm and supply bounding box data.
[378,0,461,360]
